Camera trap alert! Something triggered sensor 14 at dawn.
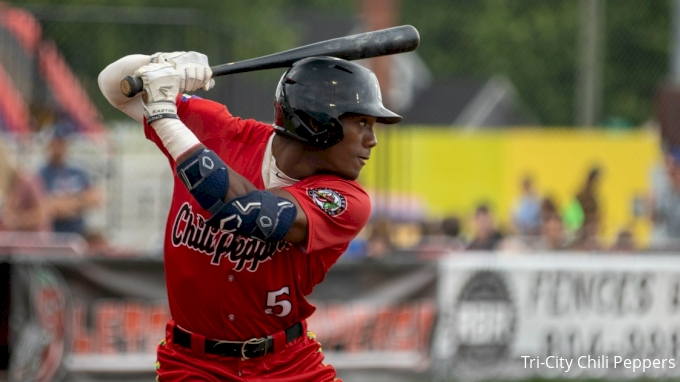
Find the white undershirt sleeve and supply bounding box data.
[98,54,152,124]
[150,118,201,161]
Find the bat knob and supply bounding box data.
[121,76,144,98]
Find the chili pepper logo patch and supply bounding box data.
[308,188,347,216]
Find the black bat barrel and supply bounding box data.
[120,25,419,98]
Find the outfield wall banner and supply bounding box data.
[7,257,436,381]
[433,253,680,380]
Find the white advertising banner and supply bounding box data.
[434,253,680,380]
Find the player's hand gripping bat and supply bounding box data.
[120,25,420,97]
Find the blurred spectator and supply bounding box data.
[563,166,602,235]
[511,175,542,236]
[38,127,100,237]
[0,143,49,232]
[420,218,443,239]
[466,204,504,251]
[390,222,422,251]
[609,228,636,252]
[576,166,603,229]
[366,218,394,258]
[570,218,602,251]
[441,216,465,248]
[502,197,570,252]
[416,215,465,258]
[536,210,569,251]
[648,145,680,248]
[540,196,559,220]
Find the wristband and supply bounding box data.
[151,118,201,160]
[147,113,179,124]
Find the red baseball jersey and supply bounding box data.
[144,94,371,341]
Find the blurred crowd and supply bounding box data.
[349,145,680,260]
[3,124,680,259]
[0,125,103,255]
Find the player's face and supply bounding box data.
[321,114,378,180]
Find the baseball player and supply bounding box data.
[98,51,401,381]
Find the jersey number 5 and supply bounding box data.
[265,286,292,317]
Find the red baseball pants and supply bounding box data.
[155,321,340,381]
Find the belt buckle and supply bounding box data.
[241,337,267,360]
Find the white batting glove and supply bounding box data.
[150,51,214,92]
[134,62,180,123]
[149,51,184,64]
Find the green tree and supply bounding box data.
[401,0,670,126]
[7,0,299,121]
[6,0,672,126]
[604,1,670,126]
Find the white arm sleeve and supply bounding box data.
[98,54,152,124]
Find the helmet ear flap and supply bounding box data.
[292,110,316,134]
[290,110,344,149]
[325,119,344,148]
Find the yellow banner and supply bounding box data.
[360,127,660,246]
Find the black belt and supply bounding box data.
[172,323,304,359]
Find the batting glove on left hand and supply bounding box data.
[151,51,214,92]
[134,62,180,123]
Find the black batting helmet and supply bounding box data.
[273,56,402,149]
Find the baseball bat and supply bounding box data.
[120,25,419,97]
